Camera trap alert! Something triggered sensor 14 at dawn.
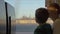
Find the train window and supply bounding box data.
[15,0,45,34]
[4,0,45,34]
[1,0,60,34]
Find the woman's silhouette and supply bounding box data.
[47,3,60,34]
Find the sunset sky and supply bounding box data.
[15,0,45,19]
[4,0,45,24]
[5,0,45,19]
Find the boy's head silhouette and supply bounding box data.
[35,8,49,24]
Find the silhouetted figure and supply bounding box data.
[47,3,60,21]
[47,3,60,34]
[34,8,53,34]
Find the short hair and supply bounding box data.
[48,3,60,14]
[35,8,49,24]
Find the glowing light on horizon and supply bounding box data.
[16,18,54,25]
[16,19,37,24]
